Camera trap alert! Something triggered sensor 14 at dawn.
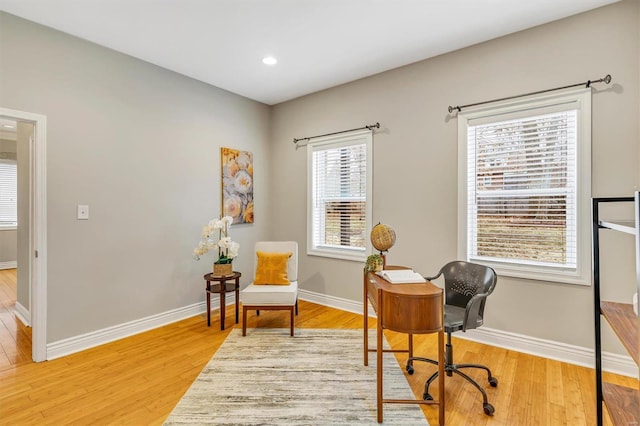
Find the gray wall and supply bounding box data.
[16,122,32,309]
[1,2,638,353]
[0,12,272,342]
[270,0,640,352]
[0,229,16,264]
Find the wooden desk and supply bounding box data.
[204,272,241,330]
[364,266,445,425]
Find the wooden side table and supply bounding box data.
[204,271,241,330]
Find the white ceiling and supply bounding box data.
[0,0,619,105]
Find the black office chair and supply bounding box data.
[406,260,498,415]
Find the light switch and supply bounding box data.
[77,204,89,220]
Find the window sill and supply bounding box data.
[0,225,17,231]
[476,258,589,286]
[307,247,365,262]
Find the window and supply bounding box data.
[458,88,591,285]
[0,160,17,229]
[307,129,373,261]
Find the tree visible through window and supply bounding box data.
[458,88,591,284]
[307,130,372,261]
[472,111,575,266]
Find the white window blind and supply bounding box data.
[468,110,577,267]
[307,130,372,261]
[458,88,591,285]
[0,160,17,227]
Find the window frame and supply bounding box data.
[307,129,373,261]
[0,159,18,230]
[457,87,592,285]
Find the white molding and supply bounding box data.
[0,107,47,362]
[46,294,238,360]
[14,301,30,327]
[45,288,637,378]
[47,301,203,360]
[299,288,375,317]
[299,289,638,378]
[0,261,17,270]
[460,327,637,378]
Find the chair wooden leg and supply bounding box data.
[290,307,294,336]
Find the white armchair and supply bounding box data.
[240,241,298,336]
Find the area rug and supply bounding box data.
[164,328,429,425]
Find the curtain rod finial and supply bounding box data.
[604,74,612,84]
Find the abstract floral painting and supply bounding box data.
[221,147,254,224]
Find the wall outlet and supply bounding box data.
[77,204,89,220]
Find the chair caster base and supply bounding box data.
[423,393,433,401]
[489,376,498,387]
[406,365,414,375]
[483,402,495,415]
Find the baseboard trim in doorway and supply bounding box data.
[0,261,17,270]
[14,301,30,327]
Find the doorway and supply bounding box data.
[0,119,32,366]
[0,107,47,362]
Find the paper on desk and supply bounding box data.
[375,269,426,283]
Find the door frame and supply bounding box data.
[0,107,47,362]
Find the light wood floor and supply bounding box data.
[0,268,636,425]
[0,268,32,369]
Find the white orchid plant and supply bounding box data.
[193,216,239,264]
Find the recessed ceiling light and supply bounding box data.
[262,56,278,66]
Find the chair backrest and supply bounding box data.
[439,261,497,331]
[254,241,298,282]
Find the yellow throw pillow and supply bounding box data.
[254,251,292,285]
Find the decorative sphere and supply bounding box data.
[370,223,396,252]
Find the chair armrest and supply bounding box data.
[424,270,443,281]
[462,292,489,332]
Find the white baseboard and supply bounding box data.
[47,293,240,360]
[0,261,17,270]
[47,302,206,360]
[299,289,638,378]
[459,327,638,378]
[46,289,637,378]
[298,288,370,316]
[14,301,30,327]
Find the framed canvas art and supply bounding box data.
[221,147,254,224]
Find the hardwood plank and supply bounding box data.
[0,269,32,372]
[0,291,638,425]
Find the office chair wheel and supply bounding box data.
[406,365,414,375]
[423,393,433,401]
[483,402,495,415]
[489,377,498,387]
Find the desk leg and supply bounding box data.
[219,281,226,331]
[234,278,240,324]
[377,289,383,423]
[438,329,445,426]
[363,271,368,366]
[206,281,211,327]
[408,333,413,369]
